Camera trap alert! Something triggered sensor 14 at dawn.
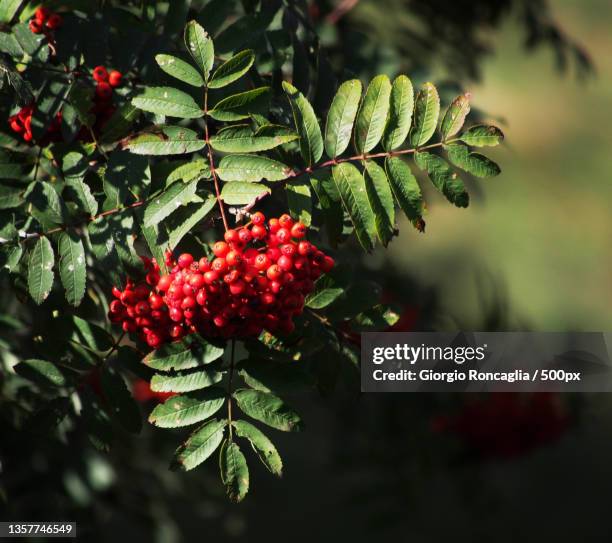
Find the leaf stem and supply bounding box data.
[227,338,236,440]
[203,88,229,232]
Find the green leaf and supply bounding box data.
[13,21,48,62]
[286,177,312,227]
[184,20,214,80]
[382,75,413,151]
[172,418,226,471]
[71,316,114,352]
[410,82,440,147]
[352,304,400,331]
[0,243,22,272]
[210,125,297,153]
[219,440,249,503]
[126,126,206,155]
[354,75,391,153]
[62,152,98,215]
[309,170,343,246]
[165,194,217,249]
[25,181,65,229]
[363,160,395,246]
[282,81,323,166]
[232,420,282,476]
[155,54,204,87]
[66,82,95,128]
[166,158,210,184]
[132,87,204,119]
[0,0,23,23]
[148,388,225,428]
[57,231,86,307]
[460,124,504,147]
[208,49,255,89]
[14,359,67,387]
[0,184,22,209]
[216,154,290,182]
[208,87,270,121]
[100,104,140,144]
[220,182,270,205]
[87,217,124,285]
[233,389,303,432]
[150,368,223,393]
[385,157,425,232]
[441,93,471,140]
[143,179,198,227]
[238,359,311,394]
[414,151,469,207]
[143,335,224,371]
[27,236,54,305]
[305,276,343,309]
[324,79,362,158]
[445,144,501,178]
[105,150,151,205]
[101,366,142,433]
[331,163,376,252]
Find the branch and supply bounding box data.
[203,88,230,232]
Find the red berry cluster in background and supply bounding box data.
[90,65,122,132]
[131,379,176,403]
[431,392,570,459]
[8,104,62,143]
[108,213,335,348]
[29,6,62,36]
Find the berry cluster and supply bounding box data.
[431,392,570,459]
[28,6,62,36]
[90,65,122,131]
[108,213,334,348]
[8,104,62,143]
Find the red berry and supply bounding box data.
[254,254,270,271]
[266,264,282,281]
[276,228,291,243]
[157,275,172,291]
[93,66,108,82]
[298,241,312,256]
[280,243,297,257]
[251,211,265,225]
[109,300,123,314]
[181,296,196,309]
[169,307,183,322]
[211,257,228,273]
[177,253,194,269]
[198,257,210,271]
[224,229,239,243]
[108,70,122,87]
[238,229,252,243]
[251,224,267,240]
[204,270,219,284]
[278,255,293,271]
[46,14,62,29]
[10,119,23,133]
[35,7,50,22]
[29,20,42,33]
[291,222,307,239]
[321,255,335,273]
[135,301,150,315]
[149,294,164,310]
[268,218,280,233]
[189,274,205,289]
[279,214,294,228]
[213,241,229,257]
[225,250,242,268]
[229,280,246,295]
[196,290,207,305]
[96,81,113,101]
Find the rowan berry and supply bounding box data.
[108,70,122,87]
[93,66,108,82]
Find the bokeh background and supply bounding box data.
[2,0,612,541]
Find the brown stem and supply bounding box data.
[203,88,229,232]
[227,338,236,440]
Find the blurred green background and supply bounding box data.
[386,0,611,331]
